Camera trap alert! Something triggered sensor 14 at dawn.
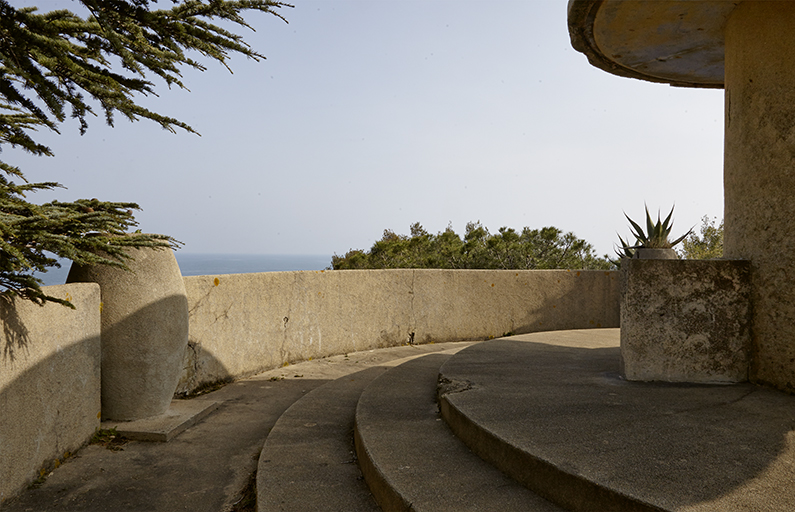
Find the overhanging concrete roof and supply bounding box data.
[568,0,741,88]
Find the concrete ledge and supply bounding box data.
[102,399,221,442]
[258,366,384,512]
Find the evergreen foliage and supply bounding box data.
[331,222,613,271]
[0,0,289,306]
[678,216,723,259]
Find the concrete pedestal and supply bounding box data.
[724,2,795,391]
[621,259,751,383]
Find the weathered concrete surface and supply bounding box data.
[412,269,618,344]
[259,367,384,512]
[68,248,189,420]
[724,1,795,393]
[0,283,100,505]
[621,259,751,383]
[631,248,677,260]
[258,345,473,512]
[570,0,795,396]
[355,353,563,512]
[180,269,619,394]
[102,399,221,442]
[568,0,738,88]
[1,342,470,512]
[439,329,795,512]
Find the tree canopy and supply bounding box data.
[331,222,613,271]
[0,0,288,306]
[678,216,723,259]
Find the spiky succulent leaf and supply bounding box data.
[669,227,694,248]
[625,214,649,246]
[661,207,675,233]
[615,233,636,259]
[645,205,656,243]
[620,205,690,251]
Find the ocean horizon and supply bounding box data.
[35,253,333,287]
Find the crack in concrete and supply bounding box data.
[278,274,297,364]
[188,279,219,318]
[437,376,475,398]
[664,387,759,415]
[213,303,232,324]
[408,270,416,344]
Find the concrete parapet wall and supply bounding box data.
[179,269,620,393]
[0,283,101,504]
[0,269,619,500]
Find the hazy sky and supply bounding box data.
[9,1,725,257]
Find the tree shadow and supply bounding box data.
[0,295,31,363]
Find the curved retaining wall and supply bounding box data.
[0,269,618,501]
[178,269,620,393]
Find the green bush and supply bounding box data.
[331,222,613,271]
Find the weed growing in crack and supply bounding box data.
[90,428,129,452]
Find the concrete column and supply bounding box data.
[724,2,795,391]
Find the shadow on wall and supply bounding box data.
[519,270,620,334]
[0,293,101,504]
[1,295,31,363]
[96,294,190,421]
[176,339,230,396]
[0,285,222,501]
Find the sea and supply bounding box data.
[34,254,333,287]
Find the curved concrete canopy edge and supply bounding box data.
[567,0,741,88]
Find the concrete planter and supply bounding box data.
[632,247,678,260]
[67,247,189,421]
[620,259,751,383]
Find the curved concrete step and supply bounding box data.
[438,329,795,512]
[355,353,564,512]
[258,366,384,512]
[257,343,476,512]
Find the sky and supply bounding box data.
[8,0,725,258]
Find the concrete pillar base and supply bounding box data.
[621,259,751,383]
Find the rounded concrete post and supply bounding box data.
[724,2,795,390]
[67,247,189,421]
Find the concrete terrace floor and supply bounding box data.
[2,342,475,512]
[4,328,795,511]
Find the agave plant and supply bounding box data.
[616,205,692,258]
[614,234,637,260]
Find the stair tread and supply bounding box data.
[355,353,564,512]
[258,366,386,512]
